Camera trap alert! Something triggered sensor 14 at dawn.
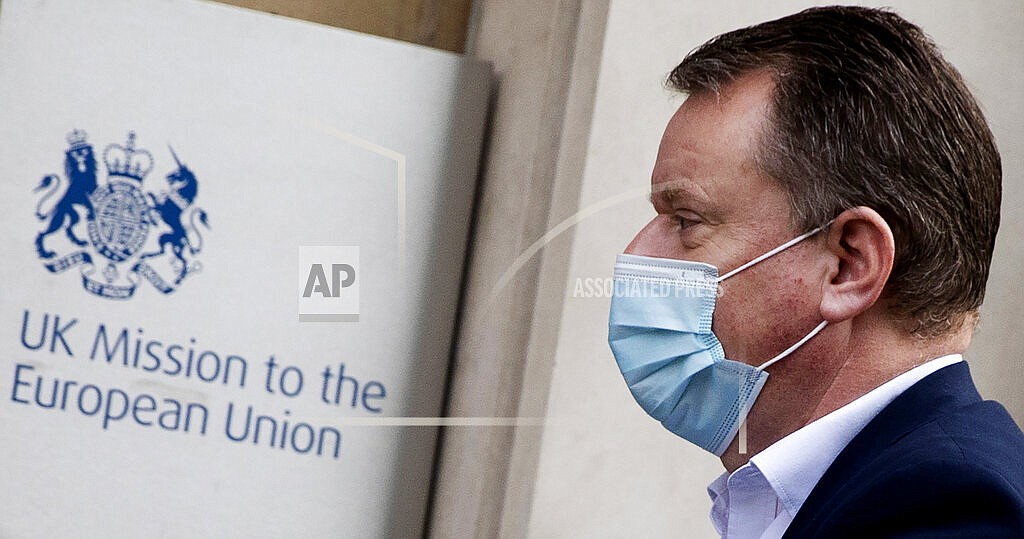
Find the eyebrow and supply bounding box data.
[648,179,707,208]
[649,187,682,206]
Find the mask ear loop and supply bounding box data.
[715,223,831,283]
[756,320,829,371]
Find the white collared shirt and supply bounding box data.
[707,354,963,539]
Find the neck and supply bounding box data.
[805,320,970,423]
[719,312,971,473]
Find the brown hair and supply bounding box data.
[668,6,1001,336]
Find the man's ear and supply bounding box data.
[819,206,895,322]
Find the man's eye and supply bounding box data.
[674,215,698,230]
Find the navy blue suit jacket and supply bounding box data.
[783,362,1024,538]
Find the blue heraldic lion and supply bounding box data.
[33,129,211,299]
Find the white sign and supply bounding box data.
[0,0,489,537]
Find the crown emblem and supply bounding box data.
[103,131,153,181]
[66,129,90,151]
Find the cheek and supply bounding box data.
[774,276,816,310]
[713,273,820,363]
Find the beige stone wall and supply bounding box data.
[429,1,611,536]
[211,0,473,52]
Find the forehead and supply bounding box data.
[651,71,779,207]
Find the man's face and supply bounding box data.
[625,70,824,369]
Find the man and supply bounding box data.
[607,6,1024,538]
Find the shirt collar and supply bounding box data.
[707,472,729,536]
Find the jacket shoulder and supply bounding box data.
[786,401,1024,538]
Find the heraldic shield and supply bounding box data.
[32,129,211,299]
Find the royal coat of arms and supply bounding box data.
[33,130,211,299]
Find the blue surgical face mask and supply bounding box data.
[607,226,829,456]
